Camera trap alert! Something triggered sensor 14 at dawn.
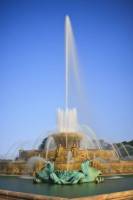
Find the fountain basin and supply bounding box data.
[0,175,133,198]
[52,132,83,148]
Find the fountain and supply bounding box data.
[30,15,133,185]
[0,15,133,199]
[32,16,103,184]
[0,16,132,182]
[0,16,133,199]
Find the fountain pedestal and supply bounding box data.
[46,132,89,171]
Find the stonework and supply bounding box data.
[0,189,133,200]
[0,147,133,175]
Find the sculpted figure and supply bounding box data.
[33,160,103,184]
[71,143,78,157]
[57,144,64,157]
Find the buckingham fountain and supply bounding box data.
[33,16,104,184]
[30,16,133,184]
[0,16,133,191]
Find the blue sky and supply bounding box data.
[0,0,133,155]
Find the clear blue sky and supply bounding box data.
[0,0,133,155]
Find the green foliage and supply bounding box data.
[38,137,48,150]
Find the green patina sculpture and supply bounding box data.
[33,160,104,184]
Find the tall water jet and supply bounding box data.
[65,15,78,110]
[55,15,81,150]
[65,15,69,110]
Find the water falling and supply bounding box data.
[80,125,102,149]
[67,150,73,171]
[57,108,78,132]
[111,143,120,159]
[114,143,123,158]
[45,136,56,161]
[5,141,31,160]
[120,143,131,159]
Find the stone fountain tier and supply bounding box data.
[51,132,84,148]
[45,132,89,171]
